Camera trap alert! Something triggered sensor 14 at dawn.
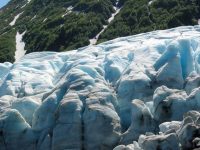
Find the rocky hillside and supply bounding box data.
[0,0,200,62]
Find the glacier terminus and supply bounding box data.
[1,26,200,150]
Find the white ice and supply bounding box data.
[1,26,200,149]
[62,6,73,17]
[15,31,26,62]
[9,12,23,26]
[148,0,156,6]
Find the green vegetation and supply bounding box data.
[0,30,16,63]
[0,0,200,62]
[99,0,200,42]
[0,0,115,62]
[15,0,115,52]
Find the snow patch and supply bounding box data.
[31,15,37,21]
[89,2,121,45]
[9,12,23,26]
[62,6,73,17]
[116,0,119,6]
[108,7,121,23]
[89,25,107,45]
[15,31,26,62]
[21,0,32,8]
[43,18,47,22]
[148,0,156,6]
[21,4,27,8]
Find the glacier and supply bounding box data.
[1,26,200,149]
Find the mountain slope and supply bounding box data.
[1,26,200,149]
[0,0,116,62]
[0,0,200,63]
[99,0,200,42]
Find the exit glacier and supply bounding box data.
[1,26,200,150]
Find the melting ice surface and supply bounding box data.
[1,26,200,149]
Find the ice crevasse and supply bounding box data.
[1,26,200,150]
